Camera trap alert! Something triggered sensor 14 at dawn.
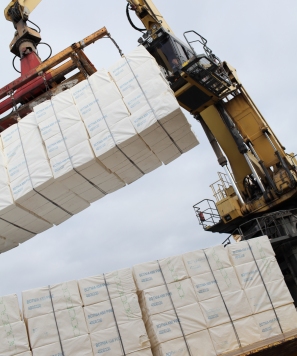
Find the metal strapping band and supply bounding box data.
[246,240,285,336]
[157,260,192,356]
[103,273,126,356]
[87,78,145,176]
[15,126,74,216]
[49,101,108,196]
[203,250,243,350]
[48,285,65,356]
[123,57,183,154]
[0,216,35,235]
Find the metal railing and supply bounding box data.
[193,199,221,230]
[210,172,233,202]
[221,209,297,246]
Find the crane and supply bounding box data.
[1,0,297,303]
[124,0,297,304]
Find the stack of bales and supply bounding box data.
[0,45,199,250]
[2,113,89,226]
[0,294,31,356]
[225,236,297,351]
[109,46,198,165]
[133,255,216,356]
[79,268,152,355]
[133,236,297,355]
[22,280,93,355]
[74,70,162,185]
[183,244,262,355]
[0,132,52,252]
[35,90,125,202]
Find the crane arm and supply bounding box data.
[127,0,173,34]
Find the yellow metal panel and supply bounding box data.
[225,94,281,167]
[5,0,41,21]
[200,105,251,192]
[19,0,41,13]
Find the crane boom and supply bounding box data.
[125,0,297,233]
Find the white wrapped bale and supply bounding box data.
[72,75,120,108]
[27,313,59,349]
[199,290,252,328]
[191,266,241,302]
[34,99,55,125]
[152,329,216,356]
[28,307,88,349]
[253,303,297,340]
[1,123,20,149]
[245,279,294,314]
[38,105,82,142]
[90,129,144,184]
[0,321,30,356]
[139,278,197,319]
[145,303,206,347]
[18,352,32,356]
[108,46,154,82]
[133,255,188,292]
[84,293,142,333]
[78,268,136,306]
[234,256,284,289]
[182,244,232,277]
[90,319,150,355]
[32,334,93,356]
[228,235,275,266]
[22,280,82,320]
[0,294,22,325]
[55,306,88,341]
[209,316,262,355]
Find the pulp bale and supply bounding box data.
[27,306,88,349]
[199,290,252,328]
[234,256,284,289]
[152,329,216,356]
[84,293,142,333]
[227,235,275,266]
[90,319,150,355]
[0,294,22,325]
[245,279,294,314]
[22,280,82,320]
[145,303,206,347]
[132,255,188,292]
[209,316,262,355]
[0,321,30,356]
[191,266,241,302]
[78,268,136,307]
[139,278,198,320]
[32,334,93,356]
[182,244,232,277]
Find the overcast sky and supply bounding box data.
[1,0,297,303]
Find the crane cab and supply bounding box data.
[140,27,235,114]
